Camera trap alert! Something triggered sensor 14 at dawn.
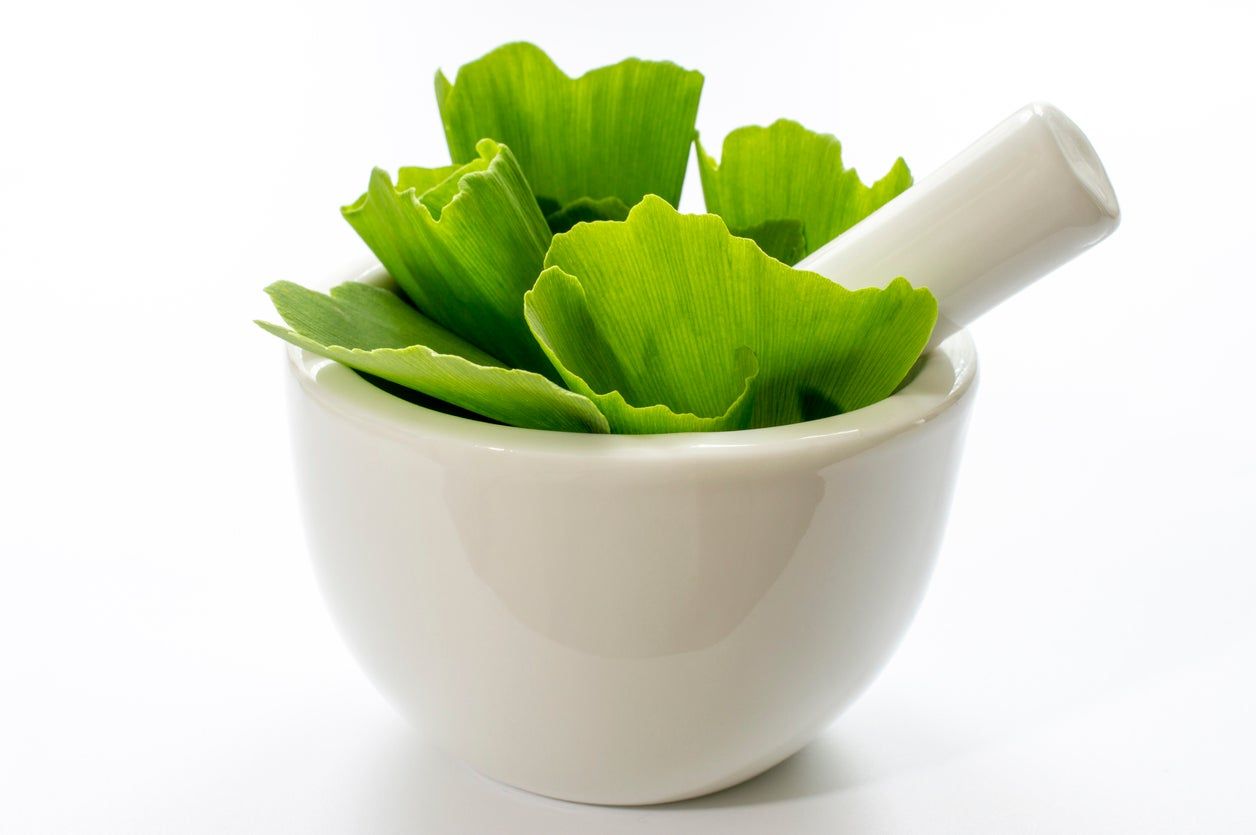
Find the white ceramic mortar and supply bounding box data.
[281,101,1116,805]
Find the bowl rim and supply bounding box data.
[284,263,978,460]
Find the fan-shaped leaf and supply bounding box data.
[258,280,609,433]
[436,42,703,210]
[341,139,555,376]
[697,119,912,262]
[525,196,936,432]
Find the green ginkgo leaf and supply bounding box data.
[730,218,807,265]
[526,268,760,433]
[395,163,462,196]
[697,119,912,263]
[341,138,556,377]
[542,195,631,234]
[257,280,609,434]
[435,42,704,210]
[525,196,937,433]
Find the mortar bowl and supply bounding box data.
[284,265,978,805]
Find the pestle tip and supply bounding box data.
[1032,102,1121,226]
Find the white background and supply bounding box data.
[2,1,1254,832]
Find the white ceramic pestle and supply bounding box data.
[796,102,1120,346]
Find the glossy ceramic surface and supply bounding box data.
[799,102,1120,346]
[283,266,979,805]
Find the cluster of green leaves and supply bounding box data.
[258,42,936,434]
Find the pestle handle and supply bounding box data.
[796,102,1120,346]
